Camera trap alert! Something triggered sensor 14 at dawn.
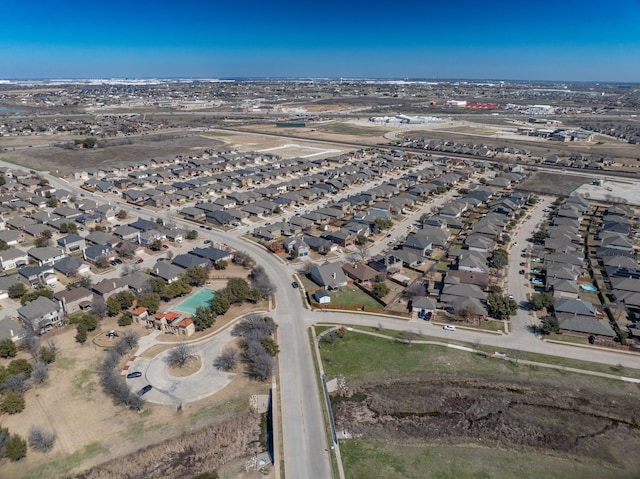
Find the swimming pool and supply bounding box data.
[174,288,215,315]
[580,284,597,292]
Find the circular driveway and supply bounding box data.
[127,329,237,405]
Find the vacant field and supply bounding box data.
[0,133,223,174]
[517,171,588,196]
[321,331,640,479]
[315,122,389,138]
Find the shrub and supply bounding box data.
[0,391,26,414]
[5,433,27,461]
[0,338,17,358]
[28,425,56,452]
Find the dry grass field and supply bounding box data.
[0,311,268,479]
[0,133,224,175]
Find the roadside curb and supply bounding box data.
[544,338,640,356]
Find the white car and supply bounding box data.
[443,324,456,331]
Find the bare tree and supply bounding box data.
[231,315,277,341]
[2,373,29,393]
[21,333,40,360]
[120,330,140,350]
[28,425,56,452]
[30,361,49,384]
[166,343,194,368]
[91,298,108,319]
[249,266,277,299]
[243,341,274,381]
[354,242,371,262]
[302,258,314,275]
[214,348,239,372]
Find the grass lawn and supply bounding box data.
[328,285,383,309]
[319,329,640,392]
[316,122,387,137]
[546,332,590,345]
[340,440,634,479]
[436,261,450,272]
[475,320,506,332]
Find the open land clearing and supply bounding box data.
[0,133,224,175]
[320,329,640,479]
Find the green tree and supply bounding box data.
[227,278,250,301]
[0,239,9,251]
[149,277,167,295]
[75,323,88,344]
[533,228,548,243]
[261,337,279,356]
[373,218,393,231]
[186,230,198,240]
[46,197,58,208]
[107,297,123,316]
[8,283,27,299]
[6,433,27,461]
[372,282,390,297]
[118,311,133,327]
[114,291,135,309]
[214,259,228,270]
[541,316,560,335]
[136,293,161,313]
[530,292,555,311]
[20,289,54,306]
[489,249,509,269]
[34,236,51,248]
[185,265,208,286]
[0,338,17,358]
[487,292,517,320]
[39,345,57,364]
[7,358,32,377]
[356,234,368,246]
[82,137,96,149]
[0,391,26,414]
[211,291,231,315]
[149,239,162,251]
[193,306,216,331]
[69,312,98,331]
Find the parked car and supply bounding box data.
[291,281,299,289]
[203,239,211,244]
[137,258,144,264]
[127,371,142,379]
[519,269,525,275]
[162,244,169,249]
[137,385,153,396]
[114,258,123,265]
[443,324,456,331]
[520,262,526,266]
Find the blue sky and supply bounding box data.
[1,0,639,81]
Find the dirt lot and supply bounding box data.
[0,133,224,175]
[0,316,269,479]
[333,376,640,478]
[517,171,589,196]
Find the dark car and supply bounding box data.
[291,281,299,289]
[519,269,525,275]
[137,258,144,264]
[127,371,142,379]
[137,384,153,396]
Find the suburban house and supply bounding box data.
[411,296,437,319]
[92,277,129,300]
[342,262,380,284]
[18,296,63,334]
[54,287,94,315]
[28,246,66,267]
[83,244,117,264]
[0,247,28,270]
[151,261,184,284]
[310,262,348,290]
[57,234,86,254]
[53,256,91,277]
[190,247,233,264]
